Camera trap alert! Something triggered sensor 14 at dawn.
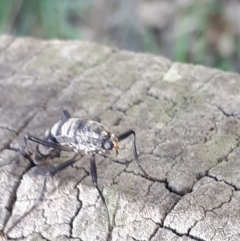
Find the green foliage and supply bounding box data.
[0,0,16,33]
[0,0,238,72]
[174,0,237,72]
[0,0,82,39]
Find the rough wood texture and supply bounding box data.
[1,35,240,241]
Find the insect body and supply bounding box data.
[22,110,149,239]
[50,118,119,156]
[32,110,120,159]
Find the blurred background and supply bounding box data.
[0,0,239,72]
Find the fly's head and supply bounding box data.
[102,133,119,155]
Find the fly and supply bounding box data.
[8,110,150,239]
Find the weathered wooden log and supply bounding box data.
[0,35,240,241]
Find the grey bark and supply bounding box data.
[0,35,240,241]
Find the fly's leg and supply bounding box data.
[19,134,48,165]
[24,131,76,203]
[90,155,111,235]
[117,130,153,180]
[60,109,70,121]
[23,135,67,165]
[5,156,79,236]
[93,117,101,123]
[25,135,72,152]
[36,157,78,204]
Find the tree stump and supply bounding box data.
[1,35,240,241]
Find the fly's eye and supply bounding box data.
[103,140,114,150]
